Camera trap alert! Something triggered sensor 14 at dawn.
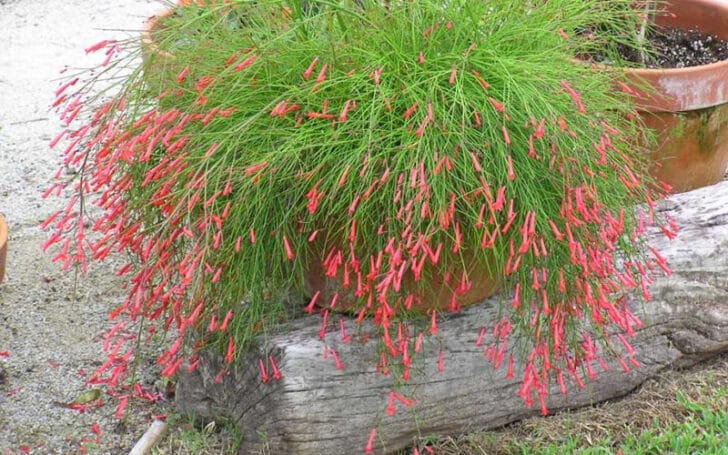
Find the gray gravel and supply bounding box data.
[0,1,171,453]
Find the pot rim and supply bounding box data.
[141,8,177,62]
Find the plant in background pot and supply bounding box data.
[44,0,674,420]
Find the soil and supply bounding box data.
[604,26,728,69]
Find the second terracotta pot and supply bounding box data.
[624,0,728,193]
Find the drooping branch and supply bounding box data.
[176,180,728,455]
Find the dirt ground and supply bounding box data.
[0,1,171,453]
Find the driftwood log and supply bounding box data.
[176,180,728,455]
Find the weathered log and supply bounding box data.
[176,180,728,455]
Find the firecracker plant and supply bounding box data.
[44,0,675,429]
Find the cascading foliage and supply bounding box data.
[45,0,674,429]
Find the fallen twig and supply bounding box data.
[129,419,168,455]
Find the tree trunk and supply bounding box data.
[175,180,728,455]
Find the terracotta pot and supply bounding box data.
[303,248,501,313]
[624,0,728,193]
[0,215,7,284]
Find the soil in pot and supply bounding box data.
[593,26,728,68]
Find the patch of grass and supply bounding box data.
[152,413,243,455]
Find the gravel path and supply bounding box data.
[0,1,169,453]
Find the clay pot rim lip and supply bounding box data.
[141,8,177,59]
[0,215,7,250]
[623,57,728,112]
[625,56,728,78]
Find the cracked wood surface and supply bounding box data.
[176,180,728,455]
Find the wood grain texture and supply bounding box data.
[176,180,728,455]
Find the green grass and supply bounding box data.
[151,413,243,455]
[511,393,728,455]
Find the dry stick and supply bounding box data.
[128,420,169,455]
[637,1,653,65]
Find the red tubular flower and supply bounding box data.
[54,77,79,97]
[560,80,585,114]
[338,100,355,123]
[414,117,429,137]
[328,293,339,309]
[302,56,319,79]
[315,63,328,83]
[339,318,353,343]
[304,291,320,313]
[114,395,128,419]
[403,102,418,118]
[330,348,344,370]
[224,337,234,363]
[49,130,67,149]
[364,428,377,453]
[371,68,382,85]
[84,39,116,54]
[488,96,505,113]
[506,153,515,179]
[473,110,481,127]
[319,309,329,340]
[234,54,257,71]
[470,69,489,90]
[449,65,457,85]
[269,355,282,380]
[176,66,189,83]
[207,315,218,332]
[429,310,438,335]
[511,283,521,308]
[414,332,424,353]
[616,81,637,95]
[282,235,294,260]
[391,391,415,407]
[244,162,267,175]
[259,358,270,383]
[386,394,396,415]
[219,310,233,332]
